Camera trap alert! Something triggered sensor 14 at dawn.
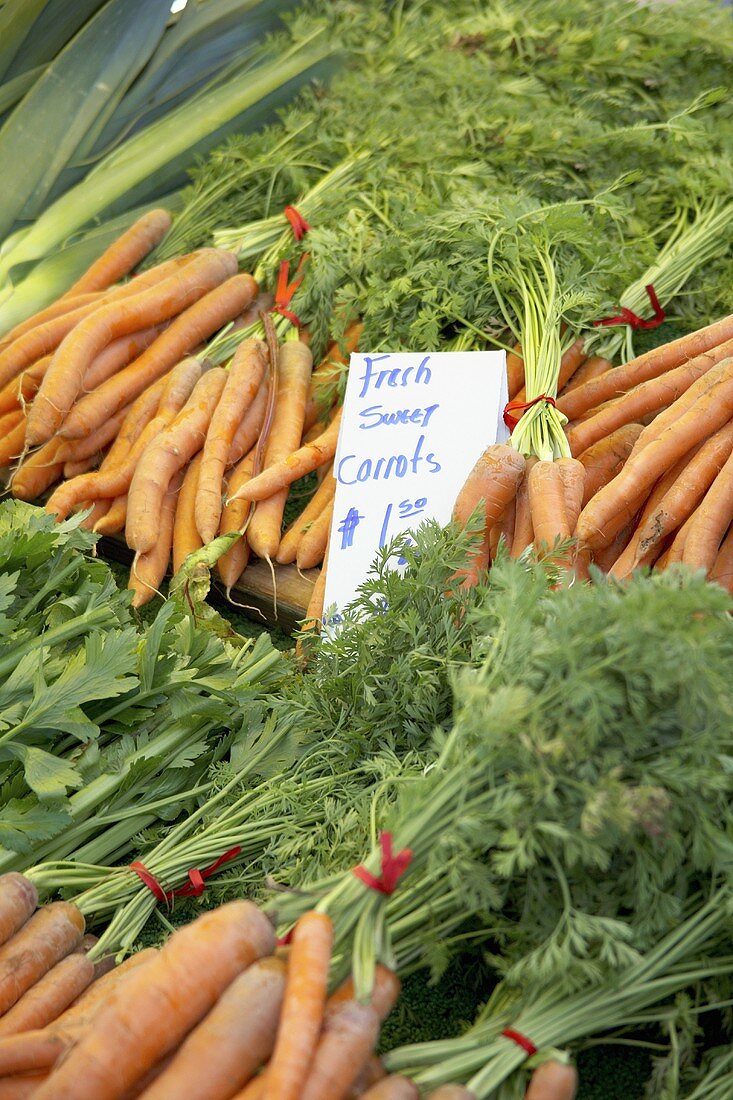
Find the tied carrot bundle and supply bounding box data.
[195,338,267,543]
[230,409,342,505]
[0,954,95,1037]
[63,209,172,297]
[33,901,275,1100]
[0,903,85,1016]
[138,956,287,1100]
[172,454,203,574]
[263,911,333,1100]
[248,337,313,563]
[0,876,37,948]
[46,358,202,521]
[128,469,183,608]
[126,366,227,554]
[60,273,257,442]
[28,249,237,444]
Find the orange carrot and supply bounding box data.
[301,1000,381,1100]
[226,381,268,467]
[0,876,37,948]
[710,524,733,592]
[634,419,733,561]
[452,526,491,590]
[453,444,526,533]
[326,967,401,1022]
[78,499,111,531]
[10,442,64,502]
[0,291,103,348]
[0,903,84,1016]
[0,410,22,437]
[360,1077,419,1099]
[248,339,312,563]
[263,911,333,1100]
[64,456,99,480]
[578,423,644,506]
[592,518,638,573]
[296,535,331,659]
[128,470,182,608]
[0,955,94,1037]
[277,469,336,565]
[577,365,733,551]
[232,409,342,505]
[34,901,275,1100]
[82,327,161,394]
[347,1056,386,1098]
[59,273,257,442]
[0,1035,66,1079]
[682,447,733,572]
[303,324,362,432]
[630,357,733,457]
[127,367,226,554]
[55,404,130,464]
[511,457,537,558]
[524,1061,578,1100]
[63,210,172,297]
[29,250,237,444]
[94,496,128,536]
[557,315,733,421]
[0,1071,50,1098]
[506,342,524,400]
[297,498,334,571]
[172,455,203,573]
[529,461,570,554]
[556,458,585,535]
[217,449,254,593]
[665,512,696,565]
[46,358,201,520]
[560,355,611,396]
[195,338,267,542]
[0,367,42,416]
[138,956,287,1100]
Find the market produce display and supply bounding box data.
[0,0,733,1095]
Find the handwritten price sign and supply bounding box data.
[323,350,508,627]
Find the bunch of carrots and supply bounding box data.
[453,315,733,590]
[0,876,574,1100]
[0,211,357,617]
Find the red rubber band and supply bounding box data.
[353,832,413,896]
[276,928,294,947]
[129,846,242,904]
[283,205,312,241]
[129,861,168,904]
[503,394,557,431]
[502,1027,538,1057]
[271,257,308,329]
[592,284,665,331]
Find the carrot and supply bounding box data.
[303,323,362,432]
[64,210,172,297]
[0,877,37,948]
[64,456,100,479]
[557,314,733,421]
[592,518,638,573]
[10,442,64,502]
[513,338,586,405]
[0,955,94,1037]
[0,410,23,437]
[94,496,128,536]
[128,469,182,608]
[424,1087,477,1099]
[510,457,536,558]
[82,327,161,394]
[195,338,267,543]
[217,449,254,593]
[127,367,226,553]
[297,498,334,571]
[556,458,585,535]
[227,381,268,467]
[630,356,733,457]
[172,455,203,573]
[560,355,611,396]
[506,342,525,400]
[359,1077,419,1099]
[263,911,333,1100]
[529,461,570,553]
[682,447,733,572]
[524,1060,578,1100]
[665,512,696,565]
[296,535,331,661]
[78,499,111,531]
[231,1078,265,1100]
[0,367,43,416]
[248,339,313,563]
[0,291,103,348]
[33,901,275,1100]
[0,903,84,1016]
[0,418,26,465]
[59,273,257,442]
[0,1034,66,1079]
[56,950,158,1030]
[138,956,287,1100]
[634,419,733,561]
[300,1000,380,1100]
[55,404,130,464]
[277,470,336,565]
[0,259,185,393]
[0,1071,50,1098]
[232,409,342,505]
[576,365,733,550]
[710,524,733,592]
[46,358,201,520]
[578,423,644,506]
[28,249,237,444]
[453,444,526,533]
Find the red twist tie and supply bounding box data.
[592,284,665,331]
[130,846,242,904]
[503,394,557,431]
[271,257,308,328]
[277,928,294,947]
[283,205,312,242]
[501,1027,538,1057]
[353,832,413,896]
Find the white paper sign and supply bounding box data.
[323,350,508,625]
